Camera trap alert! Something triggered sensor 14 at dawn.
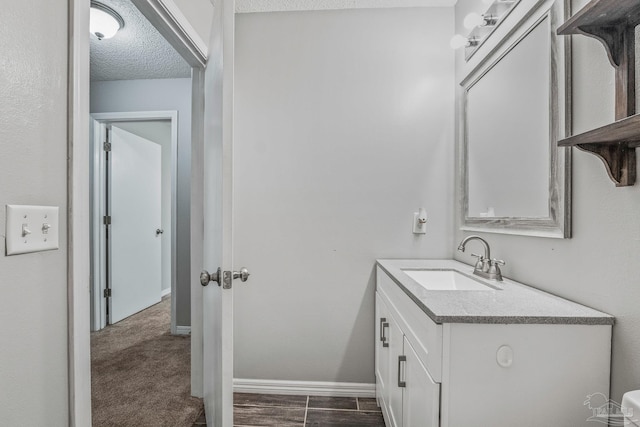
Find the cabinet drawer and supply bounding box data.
[377,266,443,382]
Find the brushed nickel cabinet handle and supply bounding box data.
[382,322,389,347]
[379,318,389,347]
[398,355,407,388]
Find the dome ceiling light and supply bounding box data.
[90,1,125,40]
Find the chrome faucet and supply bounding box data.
[457,235,505,281]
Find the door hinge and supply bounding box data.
[103,215,111,225]
[103,141,111,152]
[103,288,112,298]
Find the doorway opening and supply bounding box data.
[77,0,207,425]
[90,112,178,331]
[69,0,209,423]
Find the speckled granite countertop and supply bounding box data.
[377,259,614,325]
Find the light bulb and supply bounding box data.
[468,37,481,47]
[450,34,469,50]
[90,6,123,40]
[464,12,486,30]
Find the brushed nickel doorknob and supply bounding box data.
[232,267,250,282]
[200,267,222,286]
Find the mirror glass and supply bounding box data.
[467,18,550,218]
[460,0,570,238]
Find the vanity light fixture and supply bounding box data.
[453,0,520,58]
[90,1,124,40]
[450,35,480,50]
[464,12,499,30]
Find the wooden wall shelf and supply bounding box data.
[559,114,640,147]
[557,0,640,186]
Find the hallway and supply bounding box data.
[91,297,203,426]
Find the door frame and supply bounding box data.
[91,111,179,332]
[68,1,207,425]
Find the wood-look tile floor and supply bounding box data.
[192,393,386,426]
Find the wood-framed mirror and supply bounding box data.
[460,0,571,238]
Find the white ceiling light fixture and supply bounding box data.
[90,1,125,40]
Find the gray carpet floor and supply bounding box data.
[91,297,204,427]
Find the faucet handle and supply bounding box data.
[488,259,505,281]
[470,253,485,270]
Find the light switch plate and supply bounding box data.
[6,205,59,255]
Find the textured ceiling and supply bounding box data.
[90,0,191,81]
[91,0,456,81]
[235,0,457,13]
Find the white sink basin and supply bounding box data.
[402,269,498,291]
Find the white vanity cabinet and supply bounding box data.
[375,264,613,427]
[376,274,441,427]
[381,312,440,427]
[402,336,440,426]
[374,293,391,417]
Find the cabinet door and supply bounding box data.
[375,293,390,407]
[387,317,404,427]
[403,337,440,427]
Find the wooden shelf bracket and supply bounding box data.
[577,143,637,187]
[557,0,640,186]
[578,24,635,120]
[576,25,626,68]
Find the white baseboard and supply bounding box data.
[233,379,375,398]
[175,325,191,335]
[161,287,171,297]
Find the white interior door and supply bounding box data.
[110,125,162,323]
[202,0,237,425]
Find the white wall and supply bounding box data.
[0,0,69,425]
[454,0,640,404]
[91,78,192,326]
[234,8,455,383]
[112,121,173,294]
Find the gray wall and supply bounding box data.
[454,0,640,404]
[233,8,455,383]
[0,0,69,424]
[171,0,213,46]
[91,78,193,326]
